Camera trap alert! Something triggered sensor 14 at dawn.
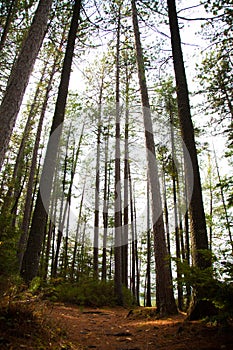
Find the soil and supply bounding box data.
[1,301,233,349]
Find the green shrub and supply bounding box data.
[45,278,134,308]
[177,254,233,317]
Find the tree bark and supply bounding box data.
[114,3,123,306]
[93,77,103,278]
[167,0,210,268]
[102,123,110,281]
[122,58,130,288]
[146,174,152,307]
[131,0,177,316]
[167,0,212,319]
[0,0,53,171]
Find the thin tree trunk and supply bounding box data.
[207,153,213,252]
[0,0,18,51]
[162,164,171,256]
[184,172,191,308]
[133,190,140,306]
[51,123,72,277]
[122,59,130,288]
[63,200,71,278]
[213,148,233,254]
[146,174,152,307]
[49,169,60,279]
[71,181,85,280]
[102,125,110,281]
[93,77,103,278]
[170,108,183,310]
[129,165,135,299]
[114,3,123,306]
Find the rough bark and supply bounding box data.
[167,0,210,268]
[0,0,53,170]
[167,0,212,319]
[132,0,177,316]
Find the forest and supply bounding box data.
[0,0,232,349]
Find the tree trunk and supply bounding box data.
[0,63,47,242]
[167,0,212,319]
[102,124,110,281]
[131,0,177,316]
[167,0,210,267]
[0,0,18,51]
[133,191,140,306]
[71,181,85,280]
[21,0,82,283]
[0,0,53,170]
[129,164,135,300]
[114,3,123,306]
[122,58,130,288]
[146,174,152,307]
[213,148,233,254]
[93,77,103,278]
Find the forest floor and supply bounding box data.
[1,299,233,349]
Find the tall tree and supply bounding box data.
[102,121,111,281]
[93,74,104,278]
[114,0,124,306]
[167,0,212,318]
[131,0,177,316]
[145,174,152,307]
[21,0,82,283]
[0,0,53,171]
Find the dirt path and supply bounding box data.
[44,303,233,350]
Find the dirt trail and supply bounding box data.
[44,303,233,350]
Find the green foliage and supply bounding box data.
[0,274,24,300]
[42,278,134,308]
[29,276,43,294]
[176,255,233,316]
[0,217,20,278]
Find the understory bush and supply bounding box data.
[43,278,134,308]
[177,252,233,317]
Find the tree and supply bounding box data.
[114,0,124,306]
[93,71,104,278]
[145,174,152,307]
[21,0,82,283]
[0,0,53,171]
[0,0,18,52]
[167,0,212,319]
[131,0,177,316]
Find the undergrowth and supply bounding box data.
[0,300,67,349]
[41,278,135,308]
